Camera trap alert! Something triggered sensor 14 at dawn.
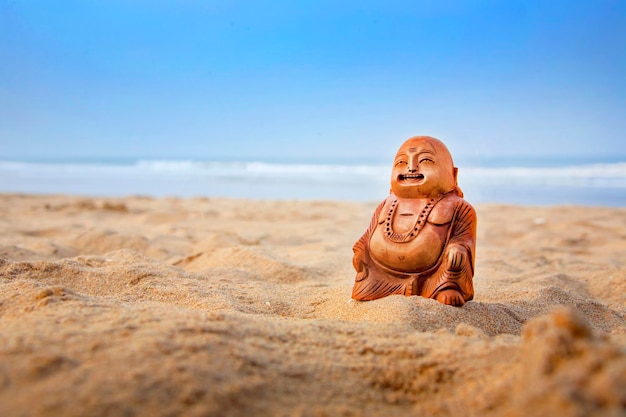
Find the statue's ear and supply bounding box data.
[453,167,464,198]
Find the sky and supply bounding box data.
[1,0,625,162]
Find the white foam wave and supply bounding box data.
[1,160,625,188]
[465,163,626,178]
[462,163,626,187]
[133,160,386,176]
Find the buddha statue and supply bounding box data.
[352,136,476,306]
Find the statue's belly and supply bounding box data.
[369,223,448,273]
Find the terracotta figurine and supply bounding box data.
[352,136,476,306]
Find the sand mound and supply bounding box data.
[0,245,42,261]
[176,245,310,283]
[506,307,626,416]
[71,229,151,255]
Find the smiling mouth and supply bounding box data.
[398,173,424,181]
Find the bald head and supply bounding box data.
[390,136,460,198]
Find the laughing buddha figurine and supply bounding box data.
[352,136,477,306]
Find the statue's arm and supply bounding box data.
[447,200,477,274]
[352,199,386,281]
[422,199,477,303]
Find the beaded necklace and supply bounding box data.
[384,196,443,243]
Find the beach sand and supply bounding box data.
[0,194,624,416]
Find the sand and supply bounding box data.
[0,194,624,417]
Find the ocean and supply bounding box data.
[1,157,625,207]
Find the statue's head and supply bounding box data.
[390,136,462,199]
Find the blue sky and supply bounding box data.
[1,0,625,161]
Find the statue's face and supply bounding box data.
[390,136,457,199]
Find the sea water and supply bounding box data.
[1,157,625,206]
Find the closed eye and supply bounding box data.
[395,160,407,167]
[420,158,434,164]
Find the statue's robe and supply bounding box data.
[352,192,476,302]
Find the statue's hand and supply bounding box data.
[447,245,468,271]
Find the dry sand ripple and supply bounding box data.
[0,195,625,416]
